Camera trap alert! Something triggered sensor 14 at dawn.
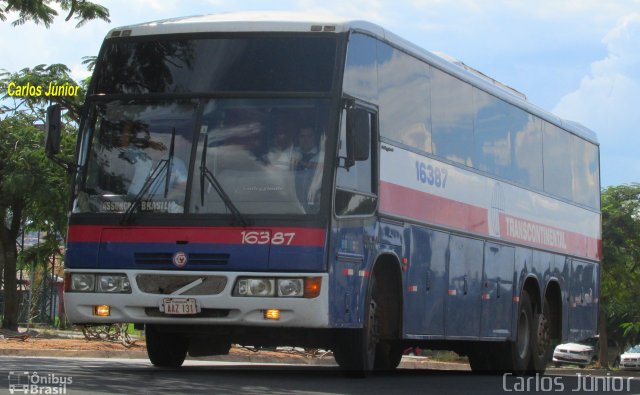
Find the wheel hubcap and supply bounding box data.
[536,313,551,358]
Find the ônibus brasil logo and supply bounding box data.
[8,371,72,394]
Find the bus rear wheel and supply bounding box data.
[146,325,189,368]
[501,291,534,374]
[531,298,552,373]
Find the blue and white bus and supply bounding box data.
[49,12,601,374]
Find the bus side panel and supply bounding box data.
[329,224,366,328]
[480,242,514,338]
[405,226,448,336]
[445,235,483,338]
[568,259,598,341]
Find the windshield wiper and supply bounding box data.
[199,133,249,227]
[163,128,176,198]
[120,128,177,225]
[120,158,169,224]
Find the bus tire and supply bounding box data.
[503,291,534,374]
[333,274,380,375]
[146,325,188,368]
[375,339,403,371]
[531,298,552,373]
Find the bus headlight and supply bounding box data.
[97,274,132,293]
[235,278,276,297]
[67,273,131,293]
[277,279,303,297]
[70,273,95,292]
[234,277,320,298]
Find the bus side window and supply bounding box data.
[335,106,377,216]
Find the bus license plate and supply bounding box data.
[160,298,200,315]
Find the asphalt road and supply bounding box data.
[0,357,638,395]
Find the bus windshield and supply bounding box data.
[75,98,330,216]
[73,34,338,217]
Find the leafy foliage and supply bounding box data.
[0,0,109,28]
[601,184,640,345]
[0,65,78,329]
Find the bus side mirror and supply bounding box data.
[45,104,62,158]
[346,107,371,166]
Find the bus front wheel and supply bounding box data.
[146,325,189,368]
[333,274,381,375]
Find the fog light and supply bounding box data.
[264,309,280,320]
[94,305,110,317]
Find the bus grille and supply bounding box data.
[136,274,227,295]
[134,252,230,266]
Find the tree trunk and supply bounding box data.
[598,302,608,369]
[1,239,18,331]
[0,203,23,331]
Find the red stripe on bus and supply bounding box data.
[379,181,601,260]
[67,225,326,247]
[379,181,489,235]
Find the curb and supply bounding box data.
[0,348,148,359]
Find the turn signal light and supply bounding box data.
[304,277,322,299]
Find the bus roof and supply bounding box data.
[108,11,598,144]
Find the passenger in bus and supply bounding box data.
[294,126,319,171]
[294,126,321,208]
[267,120,301,170]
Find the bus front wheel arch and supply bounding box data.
[333,256,403,374]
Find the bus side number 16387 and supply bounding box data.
[415,161,448,188]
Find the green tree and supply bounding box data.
[0,65,79,330]
[0,0,109,27]
[599,184,640,364]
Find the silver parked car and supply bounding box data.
[552,336,620,367]
[619,345,640,370]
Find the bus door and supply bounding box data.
[332,103,379,325]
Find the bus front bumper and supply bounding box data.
[64,270,330,328]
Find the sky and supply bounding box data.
[1,0,639,187]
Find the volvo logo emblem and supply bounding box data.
[172,251,188,268]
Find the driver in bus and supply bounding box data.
[294,126,321,209]
[125,126,188,211]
